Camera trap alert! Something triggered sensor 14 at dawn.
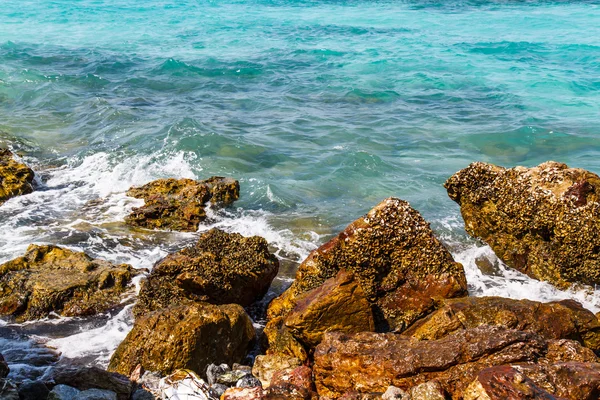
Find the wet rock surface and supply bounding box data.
[266,197,467,355]
[108,302,255,378]
[0,353,8,378]
[0,245,137,322]
[312,325,597,399]
[404,296,600,351]
[0,148,34,205]
[133,228,279,316]
[46,366,133,400]
[125,176,239,232]
[284,269,375,348]
[445,161,600,289]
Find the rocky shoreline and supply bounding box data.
[2,148,600,399]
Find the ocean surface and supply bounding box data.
[1,0,600,376]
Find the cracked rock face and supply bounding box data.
[125,176,239,232]
[312,326,597,400]
[0,149,34,205]
[445,161,600,289]
[0,245,137,322]
[266,197,467,352]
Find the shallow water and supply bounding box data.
[1,0,600,374]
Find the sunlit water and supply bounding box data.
[1,0,600,377]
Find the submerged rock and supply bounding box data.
[0,149,34,205]
[265,198,466,356]
[0,245,137,322]
[445,161,600,289]
[133,228,279,316]
[125,177,239,232]
[46,366,133,400]
[404,296,600,351]
[312,326,596,399]
[0,353,8,378]
[108,302,255,377]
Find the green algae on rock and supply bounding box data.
[108,302,255,378]
[125,176,239,232]
[266,198,467,337]
[445,161,600,289]
[0,149,34,205]
[0,245,137,322]
[133,228,279,317]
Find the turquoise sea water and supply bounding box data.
[1,0,600,367]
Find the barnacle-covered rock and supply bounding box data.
[264,198,466,357]
[445,161,600,289]
[0,149,34,205]
[133,228,279,316]
[0,245,137,322]
[125,176,239,232]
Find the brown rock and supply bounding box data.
[463,365,562,400]
[0,149,34,205]
[284,269,375,348]
[108,302,255,377]
[312,326,593,399]
[267,198,466,335]
[404,297,600,351]
[252,354,303,389]
[515,362,600,400]
[0,245,137,322]
[46,366,133,400]
[125,177,239,232]
[134,228,279,316]
[222,387,265,399]
[262,317,309,362]
[410,381,447,400]
[444,161,600,289]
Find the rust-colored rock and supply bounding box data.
[284,269,375,348]
[267,198,466,337]
[0,149,34,205]
[271,366,315,394]
[465,362,600,400]
[404,297,600,351]
[108,302,255,377]
[0,245,137,322]
[312,326,595,399]
[125,176,239,232]
[133,228,278,316]
[445,161,600,289]
[463,365,562,400]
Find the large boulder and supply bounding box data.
[445,161,600,289]
[312,326,597,399]
[125,176,239,232]
[0,149,34,205]
[465,362,600,400]
[133,228,279,317]
[404,297,600,351]
[108,302,255,377]
[0,245,137,322]
[267,198,467,339]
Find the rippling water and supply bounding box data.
[1,0,600,371]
